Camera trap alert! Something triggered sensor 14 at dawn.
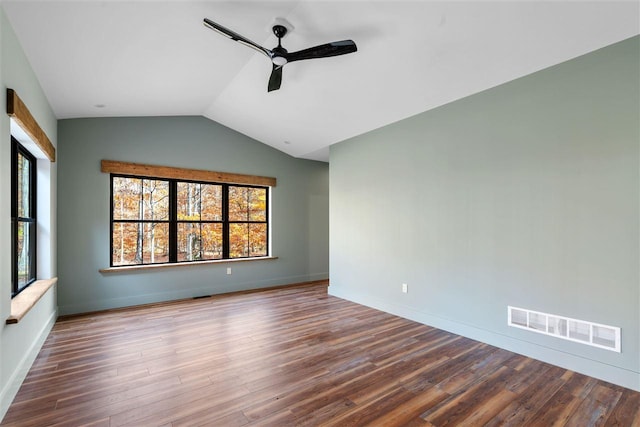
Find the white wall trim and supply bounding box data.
[329,286,640,392]
[0,308,57,422]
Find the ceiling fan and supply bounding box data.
[203,18,357,92]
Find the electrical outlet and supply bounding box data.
[402,283,408,293]
[227,267,232,275]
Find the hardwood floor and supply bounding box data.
[2,283,639,426]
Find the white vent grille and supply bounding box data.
[508,306,620,352]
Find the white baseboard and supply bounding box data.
[329,286,640,392]
[0,308,57,422]
[58,273,330,316]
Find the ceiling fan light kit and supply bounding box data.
[203,17,357,92]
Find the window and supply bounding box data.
[228,186,268,258]
[177,182,222,261]
[111,175,269,266]
[112,177,170,265]
[11,137,37,296]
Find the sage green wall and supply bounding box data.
[330,36,639,390]
[0,7,58,420]
[57,116,329,315]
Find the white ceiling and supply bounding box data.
[3,1,639,162]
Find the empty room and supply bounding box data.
[1,0,639,425]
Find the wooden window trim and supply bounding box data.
[7,278,57,324]
[101,160,276,187]
[6,89,56,162]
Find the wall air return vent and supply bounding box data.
[508,306,620,352]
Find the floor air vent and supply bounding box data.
[508,306,620,352]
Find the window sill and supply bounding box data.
[7,277,57,324]
[99,256,278,274]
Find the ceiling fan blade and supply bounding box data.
[268,65,283,92]
[203,18,272,59]
[286,40,357,63]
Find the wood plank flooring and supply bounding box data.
[2,283,639,426]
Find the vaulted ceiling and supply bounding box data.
[3,1,638,161]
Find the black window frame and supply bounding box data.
[175,180,223,262]
[225,184,270,259]
[11,137,37,297]
[110,176,171,265]
[110,174,269,267]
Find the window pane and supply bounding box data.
[177,182,201,221]
[229,186,267,221]
[249,223,267,256]
[143,223,169,264]
[201,184,222,221]
[143,180,169,221]
[228,186,249,221]
[177,182,222,221]
[248,188,267,221]
[112,222,142,266]
[230,223,267,258]
[17,152,31,218]
[16,221,31,287]
[113,177,141,220]
[178,223,223,261]
[229,223,249,258]
[178,223,201,261]
[202,223,223,260]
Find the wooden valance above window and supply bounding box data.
[101,160,277,187]
[6,89,56,162]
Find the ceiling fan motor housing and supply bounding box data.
[272,24,288,39]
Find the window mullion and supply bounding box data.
[198,184,203,260]
[223,184,229,259]
[169,180,177,263]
